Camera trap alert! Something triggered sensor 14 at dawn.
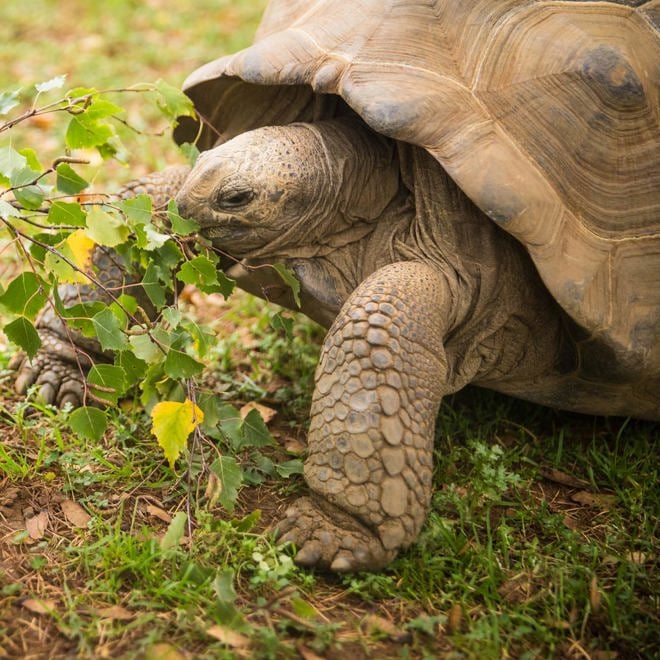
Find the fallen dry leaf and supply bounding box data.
[571,491,617,509]
[240,402,277,424]
[447,603,463,634]
[21,598,57,615]
[540,467,589,489]
[96,605,135,621]
[498,573,534,604]
[206,625,251,648]
[627,551,648,564]
[562,514,579,530]
[143,643,185,660]
[60,499,91,527]
[362,614,408,641]
[284,437,306,453]
[25,511,49,540]
[146,504,172,524]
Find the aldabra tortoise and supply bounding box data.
[13,0,660,571]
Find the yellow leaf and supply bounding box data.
[45,230,96,284]
[66,229,96,269]
[150,399,204,468]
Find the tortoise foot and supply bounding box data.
[276,496,395,572]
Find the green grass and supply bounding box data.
[1,1,658,658]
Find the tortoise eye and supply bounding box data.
[215,189,254,210]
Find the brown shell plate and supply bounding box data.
[174,0,660,365]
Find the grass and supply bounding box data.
[1,1,659,658]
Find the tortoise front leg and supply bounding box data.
[277,261,455,572]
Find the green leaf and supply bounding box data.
[65,98,120,149]
[167,198,198,235]
[92,308,128,351]
[216,403,243,446]
[56,163,89,195]
[134,221,169,250]
[239,408,275,450]
[0,199,21,220]
[0,90,20,116]
[178,142,200,166]
[275,459,304,478]
[176,255,219,288]
[211,569,244,626]
[86,206,129,247]
[162,307,182,328]
[291,596,318,619]
[60,300,105,336]
[141,263,167,308]
[0,146,26,178]
[4,316,41,358]
[128,333,162,363]
[69,407,108,442]
[87,364,127,405]
[0,272,47,320]
[19,148,42,173]
[160,511,188,551]
[273,263,301,307]
[119,194,152,226]
[116,350,148,388]
[13,185,44,211]
[154,79,195,121]
[270,311,294,339]
[150,399,204,468]
[209,456,243,512]
[163,348,204,379]
[35,75,66,93]
[47,201,86,227]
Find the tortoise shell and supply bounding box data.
[174,0,660,373]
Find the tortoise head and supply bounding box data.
[175,118,400,260]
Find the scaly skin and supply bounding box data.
[278,262,450,570]
[11,165,190,406]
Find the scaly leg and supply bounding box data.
[277,261,455,572]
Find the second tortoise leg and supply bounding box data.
[277,261,454,572]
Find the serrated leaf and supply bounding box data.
[167,199,199,236]
[35,75,66,93]
[273,263,301,307]
[216,404,243,446]
[209,456,243,512]
[14,184,44,211]
[0,272,47,320]
[117,350,148,388]
[160,511,187,551]
[56,162,89,195]
[19,148,42,173]
[69,406,108,441]
[176,255,218,288]
[119,194,152,226]
[141,262,167,308]
[87,364,127,405]
[163,348,204,379]
[128,333,162,363]
[134,221,169,250]
[154,79,195,121]
[46,229,96,284]
[238,408,275,450]
[65,99,118,149]
[0,146,26,178]
[162,307,182,328]
[270,312,294,339]
[150,399,204,468]
[47,201,86,227]
[86,206,129,247]
[4,316,41,359]
[92,308,128,351]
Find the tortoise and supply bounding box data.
[12,0,660,571]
